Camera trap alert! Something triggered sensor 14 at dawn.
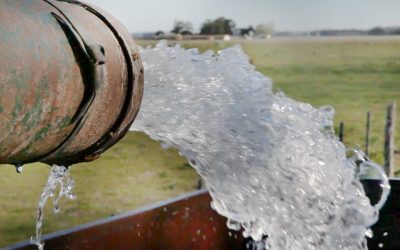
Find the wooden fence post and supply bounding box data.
[384,102,396,177]
[365,111,371,156]
[338,122,344,142]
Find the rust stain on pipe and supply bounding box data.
[0,0,144,166]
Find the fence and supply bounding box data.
[338,101,397,177]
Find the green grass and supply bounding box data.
[1,37,400,247]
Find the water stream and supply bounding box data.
[31,165,75,250]
[131,42,390,249]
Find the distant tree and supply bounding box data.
[239,26,255,36]
[200,17,236,35]
[171,20,193,34]
[181,30,193,35]
[255,23,274,36]
[200,20,212,34]
[368,27,385,35]
[155,31,165,37]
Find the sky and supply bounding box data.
[84,0,400,33]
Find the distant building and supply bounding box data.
[223,34,231,41]
[175,34,183,41]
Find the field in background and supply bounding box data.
[0,37,399,247]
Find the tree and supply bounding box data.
[200,17,236,35]
[368,27,385,35]
[154,31,165,37]
[171,20,193,35]
[392,28,400,35]
[255,23,274,36]
[239,26,255,36]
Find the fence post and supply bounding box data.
[338,122,344,142]
[365,111,371,156]
[384,102,396,177]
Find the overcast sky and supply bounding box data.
[84,0,400,33]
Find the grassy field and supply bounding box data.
[0,37,399,247]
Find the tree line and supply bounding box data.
[170,17,400,37]
[170,17,273,36]
[309,27,400,36]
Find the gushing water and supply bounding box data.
[31,165,75,250]
[131,42,390,249]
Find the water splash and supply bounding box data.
[131,41,389,249]
[347,149,390,211]
[319,105,336,134]
[31,165,76,250]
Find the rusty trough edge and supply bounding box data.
[2,189,208,250]
[3,179,400,250]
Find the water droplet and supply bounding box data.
[15,164,23,173]
[365,229,373,238]
[378,243,383,248]
[227,219,241,231]
[210,201,216,210]
[53,206,60,214]
[67,193,77,200]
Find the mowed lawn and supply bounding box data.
[0,37,399,247]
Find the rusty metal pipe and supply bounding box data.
[0,0,144,166]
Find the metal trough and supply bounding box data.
[5,179,400,250]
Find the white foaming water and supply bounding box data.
[31,165,75,250]
[131,42,390,249]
